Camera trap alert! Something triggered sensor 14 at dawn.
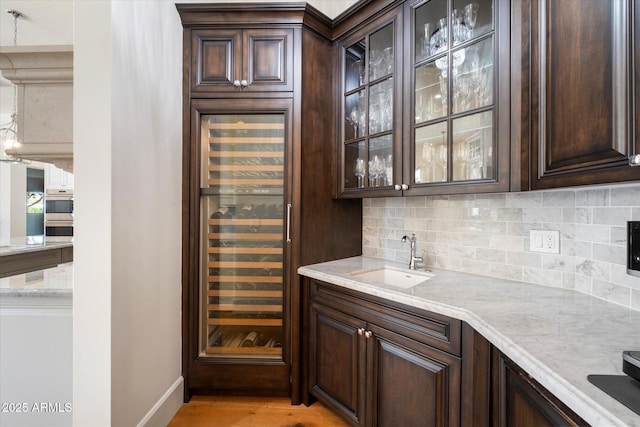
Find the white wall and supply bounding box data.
[74,0,184,425]
[109,1,183,425]
[73,0,111,424]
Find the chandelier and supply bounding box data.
[0,9,29,164]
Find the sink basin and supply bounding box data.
[351,267,433,289]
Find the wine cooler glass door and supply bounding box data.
[200,113,285,360]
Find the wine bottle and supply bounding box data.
[210,206,229,219]
[237,204,253,219]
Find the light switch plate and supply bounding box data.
[530,230,560,254]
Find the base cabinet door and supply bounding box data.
[308,302,367,426]
[369,324,461,427]
[492,349,589,427]
[306,281,462,427]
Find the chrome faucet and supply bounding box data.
[401,234,423,270]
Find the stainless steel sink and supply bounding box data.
[350,267,434,289]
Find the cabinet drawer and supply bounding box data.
[310,279,461,357]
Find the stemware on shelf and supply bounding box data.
[453,140,469,180]
[353,158,366,188]
[352,59,365,86]
[437,144,448,182]
[463,3,479,33]
[368,154,388,187]
[347,106,360,136]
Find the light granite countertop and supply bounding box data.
[298,256,640,427]
[0,262,72,298]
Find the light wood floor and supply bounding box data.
[167,396,351,427]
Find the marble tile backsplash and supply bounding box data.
[362,183,640,311]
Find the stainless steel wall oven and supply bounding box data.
[44,189,73,240]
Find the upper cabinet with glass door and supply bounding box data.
[405,0,511,195]
[339,6,403,197]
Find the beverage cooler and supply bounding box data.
[199,113,286,360]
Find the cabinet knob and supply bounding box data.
[394,184,401,191]
[241,80,249,87]
[630,154,640,166]
[401,184,409,190]
[357,328,364,336]
[233,80,241,88]
[364,330,372,338]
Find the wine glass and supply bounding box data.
[383,47,393,75]
[353,158,366,188]
[347,106,360,136]
[422,142,435,182]
[368,155,386,187]
[464,3,479,34]
[453,141,469,180]
[439,74,448,114]
[452,9,465,45]
[437,144,448,182]
[423,23,434,57]
[352,59,365,86]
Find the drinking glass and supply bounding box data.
[353,158,366,188]
[383,47,394,75]
[368,155,386,187]
[423,23,434,57]
[452,9,465,45]
[439,74,448,114]
[437,144,448,181]
[347,107,360,136]
[352,59,365,86]
[464,3,479,33]
[422,142,435,182]
[453,141,469,180]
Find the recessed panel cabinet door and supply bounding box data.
[192,29,242,93]
[191,28,293,94]
[368,324,461,427]
[243,29,293,92]
[492,349,588,427]
[524,0,640,188]
[308,302,367,426]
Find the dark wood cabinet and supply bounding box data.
[336,4,404,198]
[302,278,493,427]
[308,301,367,425]
[368,322,462,427]
[189,27,293,94]
[516,0,640,189]
[491,348,589,427]
[178,4,362,402]
[402,0,513,196]
[336,0,514,198]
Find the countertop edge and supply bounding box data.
[298,261,634,427]
[0,241,73,256]
[0,288,72,298]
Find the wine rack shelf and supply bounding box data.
[202,114,285,358]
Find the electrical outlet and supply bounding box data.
[530,230,560,254]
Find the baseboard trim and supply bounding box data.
[137,376,184,427]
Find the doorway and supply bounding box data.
[26,167,44,236]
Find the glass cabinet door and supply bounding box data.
[341,10,401,195]
[412,0,496,186]
[200,113,285,359]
